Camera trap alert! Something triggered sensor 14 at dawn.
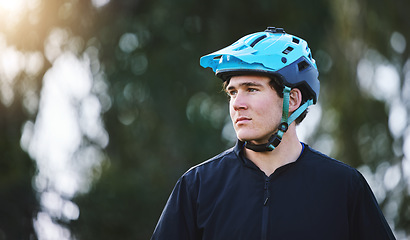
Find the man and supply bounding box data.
[151,27,395,240]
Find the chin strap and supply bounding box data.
[245,86,313,152]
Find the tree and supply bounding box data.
[0,0,409,239]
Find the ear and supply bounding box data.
[289,88,302,113]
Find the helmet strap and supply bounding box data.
[245,87,313,152]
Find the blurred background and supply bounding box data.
[0,0,409,239]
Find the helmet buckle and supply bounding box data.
[278,122,289,132]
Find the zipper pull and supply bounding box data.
[264,179,270,206]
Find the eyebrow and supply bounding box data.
[226,81,264,91]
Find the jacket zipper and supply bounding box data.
[261,176,270,240]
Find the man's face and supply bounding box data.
[226,75,283,145]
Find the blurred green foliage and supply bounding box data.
[0,0,409,239]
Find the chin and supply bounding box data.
[236,131,270,144]
[236,134,263,143]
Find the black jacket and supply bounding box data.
[152,141,395,240]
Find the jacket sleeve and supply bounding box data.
[151,173,200,240]
[349,171,396,240]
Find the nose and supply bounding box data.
[231,92,248,111]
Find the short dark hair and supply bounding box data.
[223,75,308,125]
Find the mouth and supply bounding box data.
[235,116,251,124]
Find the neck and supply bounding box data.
[243,124,302,177]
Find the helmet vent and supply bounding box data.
[292,37,300,44]
[250,35,267,47]
[234,45,248,51]
[298,60,310,71]
[282,46,294,55]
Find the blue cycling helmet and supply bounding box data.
[200,27,320,104]
[200,27,320,152]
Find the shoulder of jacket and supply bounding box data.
[182,147,236,177]
[305,145,360,176]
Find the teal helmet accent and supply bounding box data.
[200,27,320,103]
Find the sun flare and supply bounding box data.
[0,0,26,12]
[0,0,41,32]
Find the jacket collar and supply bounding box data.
[233,140,259,169]
[233,139,308,171]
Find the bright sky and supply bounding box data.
[30,51,106,240]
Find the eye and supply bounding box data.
[248,88,258,92]
[228,90,237,96]
[226,89,237,100]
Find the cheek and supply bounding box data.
[229,103,235,121]
[258,100,282,122]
